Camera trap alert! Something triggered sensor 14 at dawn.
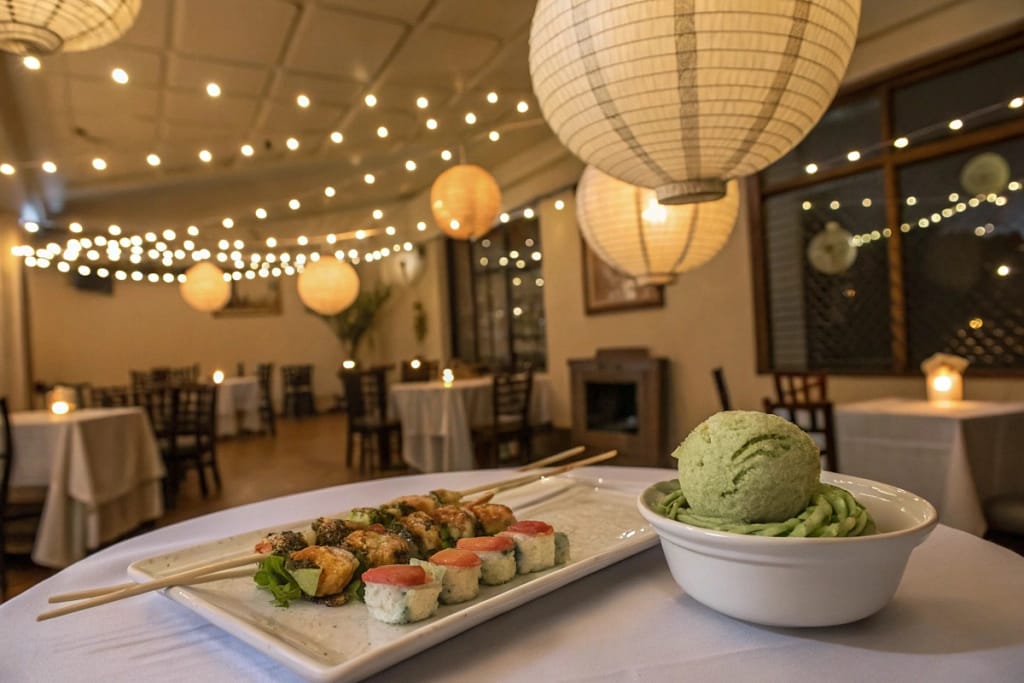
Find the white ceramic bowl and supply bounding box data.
[637,472,938,627]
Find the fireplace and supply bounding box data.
[569,348,668,467]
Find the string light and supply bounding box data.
[426,118,438,130]
[377,126,388,138]
[330,131,343,144]
[554,199,565,210]
[222,218,234,229]
[296,94,311,108]
[364,173,375,184]
[1009,97,1022,109]
[0,163,14,175]
[286,137,300,151]
[441,150,452,161]
[516,101,529,113]
[240,144,254,157]
[255,208,267,219]
[372,209,384,220]
[488,130,500,142]
[465,112,477,124]
[805,163,818,174]
[948,119,963,131]
[893,136,909,149]
[111,68,129,84]
[405,160,417,171]
[23,56,41,70]
[92,158,107,171]
[486,92,498,104]
[324,186,336,197]
[846,150,861,162]
[41,161,57,173]
[365,94,378,107]
[417,221,426,231]
[198,150,213,163]
[206,82,221,97]
[416,96,429,109]
[499,212,510,223]
[289,199,301,210]
[146,153,161,167]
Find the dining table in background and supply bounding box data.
[835,397,1024,536]
[216,376,261,437]
[389,373,552,472]
[8,406,165,568]
[2,466,1023,682]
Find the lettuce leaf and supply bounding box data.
[253,555,303,607]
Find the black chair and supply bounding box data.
[89,385,133,407]
[771,371,828,403]
[340,367,401,472]
[764,400,838,472]
[712,367,731,411]
[400,358,439,383]
[167,384,221,502]
[472,369,534,468]
[281,365,316,417]
[256,363,276,436]
[169,364,200,387]
[1,398,45,601]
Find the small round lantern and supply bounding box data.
[430,164,502,240]
[297,258,360,315]
[180,262,231,312]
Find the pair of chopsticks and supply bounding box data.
[39,445,616,622]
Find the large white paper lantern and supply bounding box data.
[576,165,739,285]
[297,258,360,315]
[180,262,231,312]
[0,1,141,55]
[530,0,861,204]
[430,164,501,240]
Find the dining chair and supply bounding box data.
[712,367,732,411]
[339,367,401,472]
[763,400,838,472]
[256,363,276,436]
[399,358,438,382]
[281,365,316,418]
[89,385,133,407]
[1,397,45,602]
[771,371,828,403]
[164,384,221,505]
[170,364,200,387]
[472,368,535,468]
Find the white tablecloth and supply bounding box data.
[2,466,1023,682]
[216,377,262,437]
[835,398,1024,536]
[389,374,551,472]
[9,407,165,568]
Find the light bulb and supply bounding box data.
[111,68,129,84]
[240,144,254,157]
[416,96,428,109]
[206,82,221,97]
[92,158,107,171]
[330,131,343,144]
[199,149,212,163]
[377,126,388,138]
[41,161,57,173]
[365,94,378,107]
[146,153,161,166]
[296,94,310,108]
[22,55,41,70]
[486,91,498,104]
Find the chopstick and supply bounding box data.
[47,565,255,604]
[38,553,263,621]
[517,445,586,471]
[455,449,618,499]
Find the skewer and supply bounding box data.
[517,445,586,471]
[47,567,254,604]
[38,553,263,621]
[454,449,618,499]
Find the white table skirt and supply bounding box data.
[216,377,262,437]
[390,374,551,472]
[835,398,1024,536]
[2,466,1023,682]
[9,407,166,568]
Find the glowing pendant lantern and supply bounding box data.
[430,164,502,240]
[529,0,861,204]
[0,1,141,55]
[180,262,231,312]
[297,258,360,315]
[576,165,739,285]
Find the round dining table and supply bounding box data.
[2,466,1023,682]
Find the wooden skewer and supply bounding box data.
[47,566,254,604]
[517,445,586,471]
[455,449,618,499]
[38,553,264,622]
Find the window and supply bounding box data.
[755,36,1024,375]
[447,217,547,370]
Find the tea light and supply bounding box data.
[50,400,71,416]
[921,353,967,403]
[212,369,225,384]
[46,385,78,415]
[442,368,454,388]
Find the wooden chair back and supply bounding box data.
[772,372,828,403]
[493,369,533,426]
[340,367,389,422]
[400,358,438,382]
[712,367,731,411]
[90,385,133,407]
[763,400,838,472]
[174,385,218,448]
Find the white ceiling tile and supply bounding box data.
[256,103,343,135]
[318,0,432,25]
[67,80,160,119]
[286,6,406,81]
[385,26,500,89]
[163,91,261,131]
[429,0,536,37]
[174,0,297,65]
[167,55,270,98]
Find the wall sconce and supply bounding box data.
[921,353,968,403]
[442,368,454,388]
[212,370,225,384]
[47,386,77,415]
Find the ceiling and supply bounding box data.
[0,0,1017,248]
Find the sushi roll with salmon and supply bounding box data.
[456,535,517,585]
[554,531,570,564]
[499,520,556,574]
[362,564,442,624]
[428,549,482,604]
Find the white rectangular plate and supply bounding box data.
[128,474,658,682]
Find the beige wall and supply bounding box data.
[0,214,32,408]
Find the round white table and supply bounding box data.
[3,466,1023,682]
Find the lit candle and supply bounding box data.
[342,360,356,370]
[442,368,454,388]
[921,353,967,403]
[212,370,225,384]
[50,400,70,416]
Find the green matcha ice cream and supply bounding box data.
[672,411,821,524]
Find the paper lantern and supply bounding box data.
[430,164,501,240]
[529,0,861,204]
[576,165,739,285]
[921,353,968,403]
[180,262,231,313]
[0,1,141,55]
[297,258,360,315]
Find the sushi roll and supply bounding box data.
[362,564,442,624]
[456,535,517,585]
[428,549,482,604]
[554,531,570,564]
[499,520,556,574]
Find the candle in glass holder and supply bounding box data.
[212,369,225,384]
[442,368,454,388]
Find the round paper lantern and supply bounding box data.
[529,0,861,204]
[576,165,739,285]
[297,258,360,315]
[0,1,141,55]
[179,262,231,312]
[430,164,501,240]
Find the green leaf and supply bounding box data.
[253,555,303,607]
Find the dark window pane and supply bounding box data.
[762,96,882,188]
[899,137,1024,370]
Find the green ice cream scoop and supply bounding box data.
[672,411,821,523]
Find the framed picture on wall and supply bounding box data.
[214,279,282,317]
[581,238,664,315]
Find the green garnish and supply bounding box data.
[253,555,303,606]
[289,567,323,597]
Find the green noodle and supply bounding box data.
[655,484,876,537]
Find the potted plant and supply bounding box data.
[310,284,391,364]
